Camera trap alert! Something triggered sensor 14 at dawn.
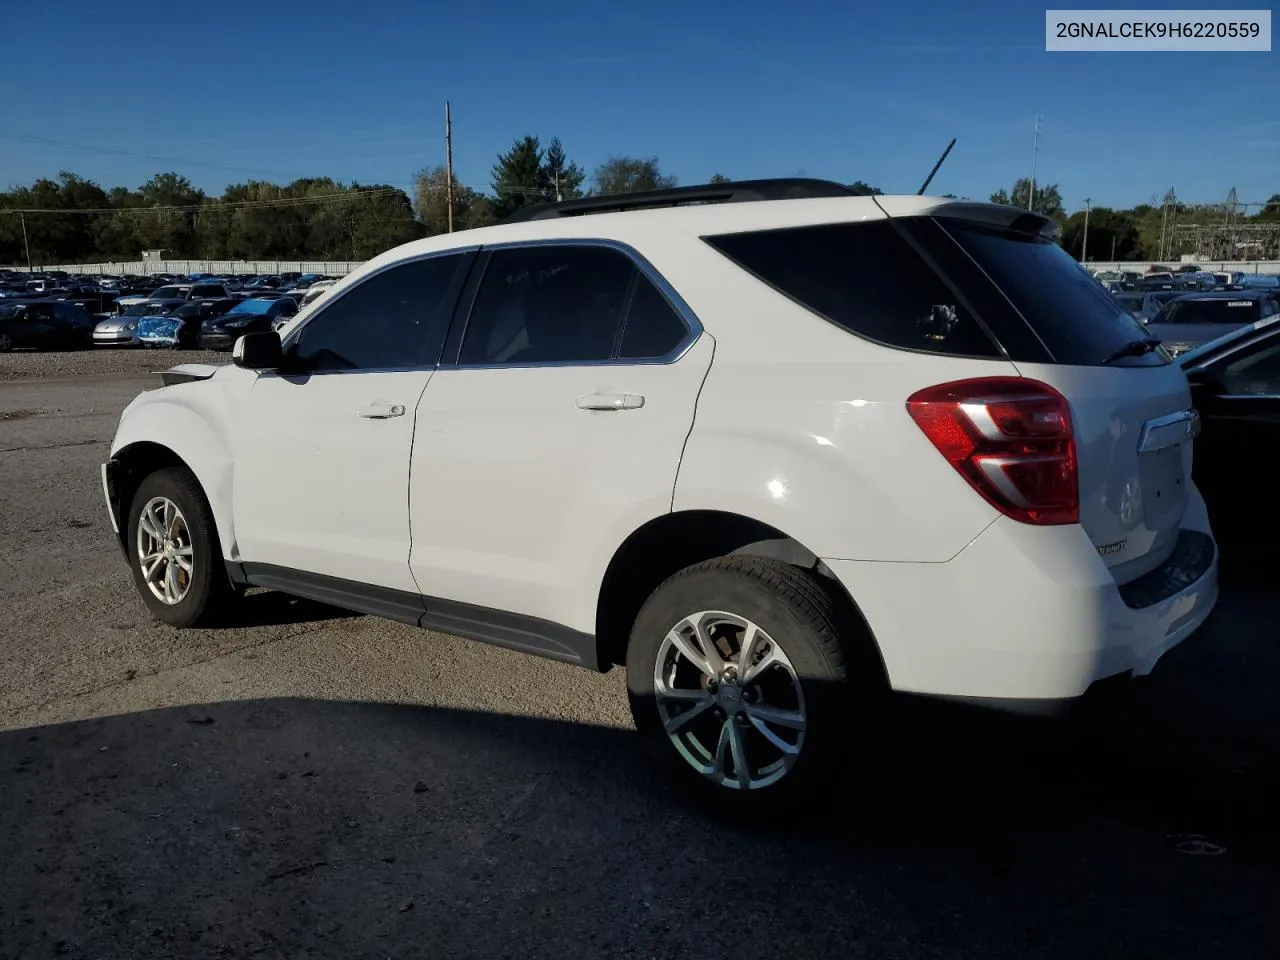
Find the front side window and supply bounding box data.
[289,254,469,372]
[459,246,635,365]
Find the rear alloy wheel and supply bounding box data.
[627,556,881,811]
[126,467,236,627]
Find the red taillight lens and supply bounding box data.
[906,377,1078,525]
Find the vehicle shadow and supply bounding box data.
[223,588,353,628]
[1,680,1276,959]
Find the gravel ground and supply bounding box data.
[0,348,221,383]
[1,364,1278,959]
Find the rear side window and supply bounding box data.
[939,220,1163,366]
[703,220,1001,358]
[459,246,634,365]
[1159,299,1261,325]
[618,274,688,359]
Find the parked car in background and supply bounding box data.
[138,298,240,349]
[94,299,188,347]
[1147,290,1280,357]
[1235,274,1280,291]
[1179,315,1280,563]
[198,295,298,350]
[57,290,121,316]
[0,300,94,351]
[1113,291,1180,324]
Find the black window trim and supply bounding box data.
[441,238,704,370]
[272,246,480,377]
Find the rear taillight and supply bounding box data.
[906,377,1078,526]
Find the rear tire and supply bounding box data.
[125,467,237,627]
[626,556,883,813]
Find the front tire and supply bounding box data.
[626,556,882,812]
[125,467,236,627]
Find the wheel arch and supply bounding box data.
[594,509,885,679]
[108,423,236,561]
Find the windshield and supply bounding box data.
[152,285,189,298]
[940,220,1164,366]
[1159,299,1260,325]
[124,303,162,316]
[225,298,273,316]
[1114,295,1144,314]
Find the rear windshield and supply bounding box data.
[152,285,189,298]
[1158,298,1260,325]
[938,220,1164,366]
[190,284,224,297]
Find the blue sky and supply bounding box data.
[1,0,1275,212]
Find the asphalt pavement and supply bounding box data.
[1,355,1278,959]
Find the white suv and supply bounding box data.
[101,179,1218,808]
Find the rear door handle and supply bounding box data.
[575,393,645,411]
[357,403,407,419]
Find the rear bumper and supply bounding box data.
[823,506,1219,709]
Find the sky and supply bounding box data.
[1,0,1275,213]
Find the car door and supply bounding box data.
[232,250,475,592]
[22,303,58,347]
[408,241,712,641]
[1186,327,1280,550]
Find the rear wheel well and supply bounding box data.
[109,442,194,548]
[595,510,883,678]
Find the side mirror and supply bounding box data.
[232,331,284,370]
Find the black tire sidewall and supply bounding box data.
[626,563,856,810]
[125,467,225,627]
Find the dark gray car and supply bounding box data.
[1146,290,1280,357]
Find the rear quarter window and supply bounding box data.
[702,220,1001,358]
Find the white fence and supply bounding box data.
[4,260,364,276]
[1084,261,1280,274]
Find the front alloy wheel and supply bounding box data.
[655,611,806,790]
[136,496,194,605]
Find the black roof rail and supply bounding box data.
[503,177,868,223]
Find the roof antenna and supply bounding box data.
[917,138,957,195]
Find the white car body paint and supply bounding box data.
[106,191,1219,708]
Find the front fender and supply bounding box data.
[111,388,239,560]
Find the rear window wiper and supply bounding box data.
[1102,337,1162,364]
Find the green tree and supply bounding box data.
[709,173,731,184]
[850,180,882,194]
[414,166,496,235]
[990,179,1063,218]
[1060,207,1143,261]
[491,135,547,218]
[541,138,585,201]
[592,156,676,195]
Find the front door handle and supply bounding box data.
[576,393,645,411]
[357,402,407,419]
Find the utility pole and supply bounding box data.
[1028,115,1041,212]
[444,100,454,233]
[1110,234,1116,261]
[19,212,32,271]
[1081,198,1092,262]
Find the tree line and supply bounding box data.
[1,135,1275,265]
